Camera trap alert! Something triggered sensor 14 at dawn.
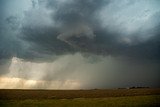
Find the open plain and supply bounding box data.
[0,88,160,107]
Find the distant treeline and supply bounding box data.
[118,86,150,89]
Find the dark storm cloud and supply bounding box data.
[124,35,160,61]
[123,11,160,60]
[0,1,20,59]
[0,0,160,88]
[0,0,31,75]
[20,0,160,61]
[0,0,159,61]
[20,0,111,57]
[19,0,119,57]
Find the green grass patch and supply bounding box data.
[0,95,160,107]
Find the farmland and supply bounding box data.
[0,88,160,107]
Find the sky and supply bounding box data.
[0,0,160,89]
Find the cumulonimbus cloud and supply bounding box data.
[0,0,160,89]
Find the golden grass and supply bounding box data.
[0,95,160,107]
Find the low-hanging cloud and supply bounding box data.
[1,53,159,89]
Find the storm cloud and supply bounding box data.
[0,0,160,89]
[20,0,160,60]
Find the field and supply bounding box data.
[0,88,160,107]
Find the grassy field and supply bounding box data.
[0,88,160,107]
